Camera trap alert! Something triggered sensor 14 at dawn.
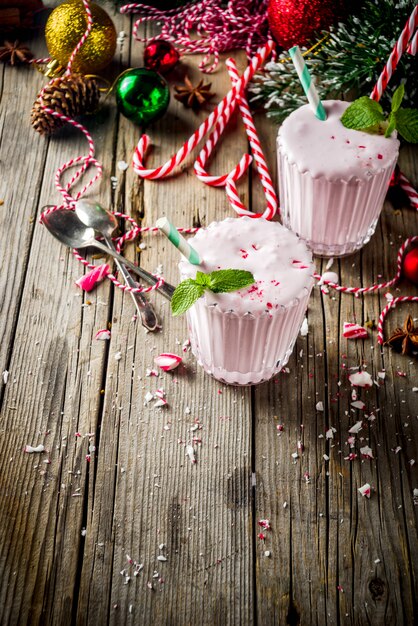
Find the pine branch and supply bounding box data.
[249,0,418,123]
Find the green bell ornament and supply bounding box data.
[115,68,170,126]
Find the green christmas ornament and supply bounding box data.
[115,68,170,125]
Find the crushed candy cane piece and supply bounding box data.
[412,387,418,393]
[321,271,339,285]
[344,453,358,461]
[323,454,330,461]
[182,339,191,352]
[360,445,373,459]
[146,368,159,377]
[2,370,9,384]
[157,556,167,562]
[347,436,356,448]
[264,551,271,557]
[154,398,168,408]
[114,351,122,361]
[348,421,363,434]
[343,323,369,340]
[76,263,110,292]
[300,317,309,336]
[186,444,196,464]
[24,444,45,453]
[95,329,111,341]
[118,160,129,171]
[316,401,324,411]
[258,519,271,530]
[393,446,402,454]
[291,452,299,460]
[351,400,366,410]
[385,292,393,301]
[377,372,386,380]
[154,353,182,372]
[276,424,284,432]
[358,483,371,498]
[374,558,381,564]
[257,533,266,540]
[155,388,166,400]
[325,427,336,440]
[349,371,372,387]
[144,391,154,405]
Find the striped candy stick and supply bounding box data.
[194,105,253,187]
[132,41,275,179]
[156,217,202,264]
[399,172,418,210]
[288,46,326,121]
[407,29,417,55]
[225,58,278,219]
[370,5,418,101]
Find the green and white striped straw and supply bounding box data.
[288,46,327,121]
[156,216,202,265]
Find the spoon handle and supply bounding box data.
[92,240,176,300]
[103,235,159,332]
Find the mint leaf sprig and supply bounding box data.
[340,85,418,143]
[171,269,255,316]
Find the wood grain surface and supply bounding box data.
[0,4,417,625]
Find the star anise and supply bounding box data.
[385,315,418,356]
[174,76,215,111]
[0,40,33,65]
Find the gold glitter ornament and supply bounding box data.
[45,0,116,74]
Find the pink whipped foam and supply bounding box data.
[179,217,314,314]
[278,100,399,181]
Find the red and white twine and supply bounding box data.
[120,0,271,74]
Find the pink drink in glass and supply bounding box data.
[179,217,314,385]
[278,100,399,257]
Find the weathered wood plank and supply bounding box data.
[0,6,120,622]
[75,28,254,625]
[254,110,418,625]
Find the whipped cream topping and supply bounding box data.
[179,217,314,314]
[278,100,399,181]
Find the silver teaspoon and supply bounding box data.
[74,200,159,332]
[42,208,175,301]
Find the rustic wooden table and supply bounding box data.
[1,5,417,625]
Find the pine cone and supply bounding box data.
[31,74,100,135]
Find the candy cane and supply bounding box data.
[225,58,278,219]
[399,172,418,209]
[407,29,417,55]
[370,5,418,101]
[225,178,259,217]
[194,105,253,187]
[132,41,274,179]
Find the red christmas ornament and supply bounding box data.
[403,248,418,285]
[144,40,180,75]
[267,0,341,49]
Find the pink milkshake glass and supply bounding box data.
[277,100,400,257]
[178,217,314,385]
